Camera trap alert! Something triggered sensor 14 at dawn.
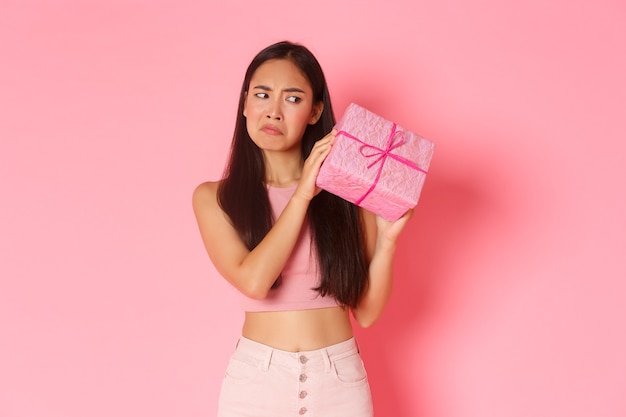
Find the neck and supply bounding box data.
[263,149,303,187]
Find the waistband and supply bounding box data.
[233,336,360,372]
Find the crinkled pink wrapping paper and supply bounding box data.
[316,103,435,221]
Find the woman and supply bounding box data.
[193,41,412,417]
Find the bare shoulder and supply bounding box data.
[192,180,231,230]
[193,180,220,200]
[192,181,221,210]
[191,179,252,289]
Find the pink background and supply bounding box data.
[1,1,625,416]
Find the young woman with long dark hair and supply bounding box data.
[193,40,413,417]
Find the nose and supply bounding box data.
[266,99,282,121]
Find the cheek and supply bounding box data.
[292,106,314,126]
[244,96,264,119]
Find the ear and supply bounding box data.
[309,102,324,125]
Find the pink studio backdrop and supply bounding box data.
[1,1,625,416]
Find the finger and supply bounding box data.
[311,140,334,158]
[316,130,337,146]
[313,138,333,152]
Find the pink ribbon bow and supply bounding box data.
[336,123,428,205]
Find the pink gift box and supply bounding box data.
[316,103,435,221]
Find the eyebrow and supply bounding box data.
[252,85,306,94]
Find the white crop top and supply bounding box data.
[239,184,341,312]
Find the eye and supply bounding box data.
[255,93,268,99]
[286,96,301,103]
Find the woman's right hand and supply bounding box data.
[294,129,337,201]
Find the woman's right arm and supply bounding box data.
[192,131,336,299]
[192,181,310,299]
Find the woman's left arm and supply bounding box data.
[352,209,413,328]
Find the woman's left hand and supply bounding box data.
[375,209,414,245]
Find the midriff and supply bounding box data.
[242,306,353,352]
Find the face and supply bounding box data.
[243,59,323,155]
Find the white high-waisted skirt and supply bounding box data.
[217,336,373,417]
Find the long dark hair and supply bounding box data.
[217,41,368,308]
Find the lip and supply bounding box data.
[261,124,283,135]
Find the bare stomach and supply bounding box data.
[241,306,354,352]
